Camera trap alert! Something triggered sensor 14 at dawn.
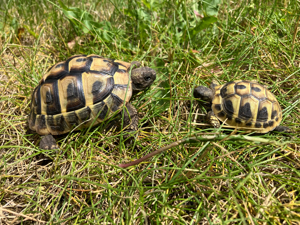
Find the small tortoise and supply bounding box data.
[193,80,290,133]
[28,54,156,149]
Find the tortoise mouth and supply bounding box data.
[132,82,151,91]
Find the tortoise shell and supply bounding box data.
[28,54,134,136]
[211,80,282,133]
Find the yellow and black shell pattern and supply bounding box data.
[211,80,282,133]
[28,54,133,135]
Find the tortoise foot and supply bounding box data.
[207,111,220,128]
[39,135,59,150]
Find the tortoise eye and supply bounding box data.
[144,76,151,81]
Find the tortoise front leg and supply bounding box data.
[207,111,220,128]
[39,134,59,150]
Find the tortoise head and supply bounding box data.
[193,86,214,102]
[131,67,156,92]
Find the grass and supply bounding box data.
[0,0,300,224]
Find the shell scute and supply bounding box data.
[82,72,114,105]
[251,83,267,99]
[220,82,235,98]
[239,95,259,120]
[36,115,48,135]
[235,81,251,96]
[63,111,79,128]
[47,114,69,135]
[68,56,92,74]
[41,82,60,115]
[223,94,241,118]
[257,99,273,122]
[90,101,109,121]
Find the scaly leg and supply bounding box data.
[207,111,220,128]
[39,134,59,150]
[123,102,139,133]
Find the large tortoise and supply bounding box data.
[28,54,156,149]
[193,80,290,133]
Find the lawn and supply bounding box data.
[0,0,299,224]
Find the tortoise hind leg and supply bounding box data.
[39,134,59,150]
[273,126,291,133]
[119,102,139,144]
[36,135,59,166]
[123,102,138,133]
